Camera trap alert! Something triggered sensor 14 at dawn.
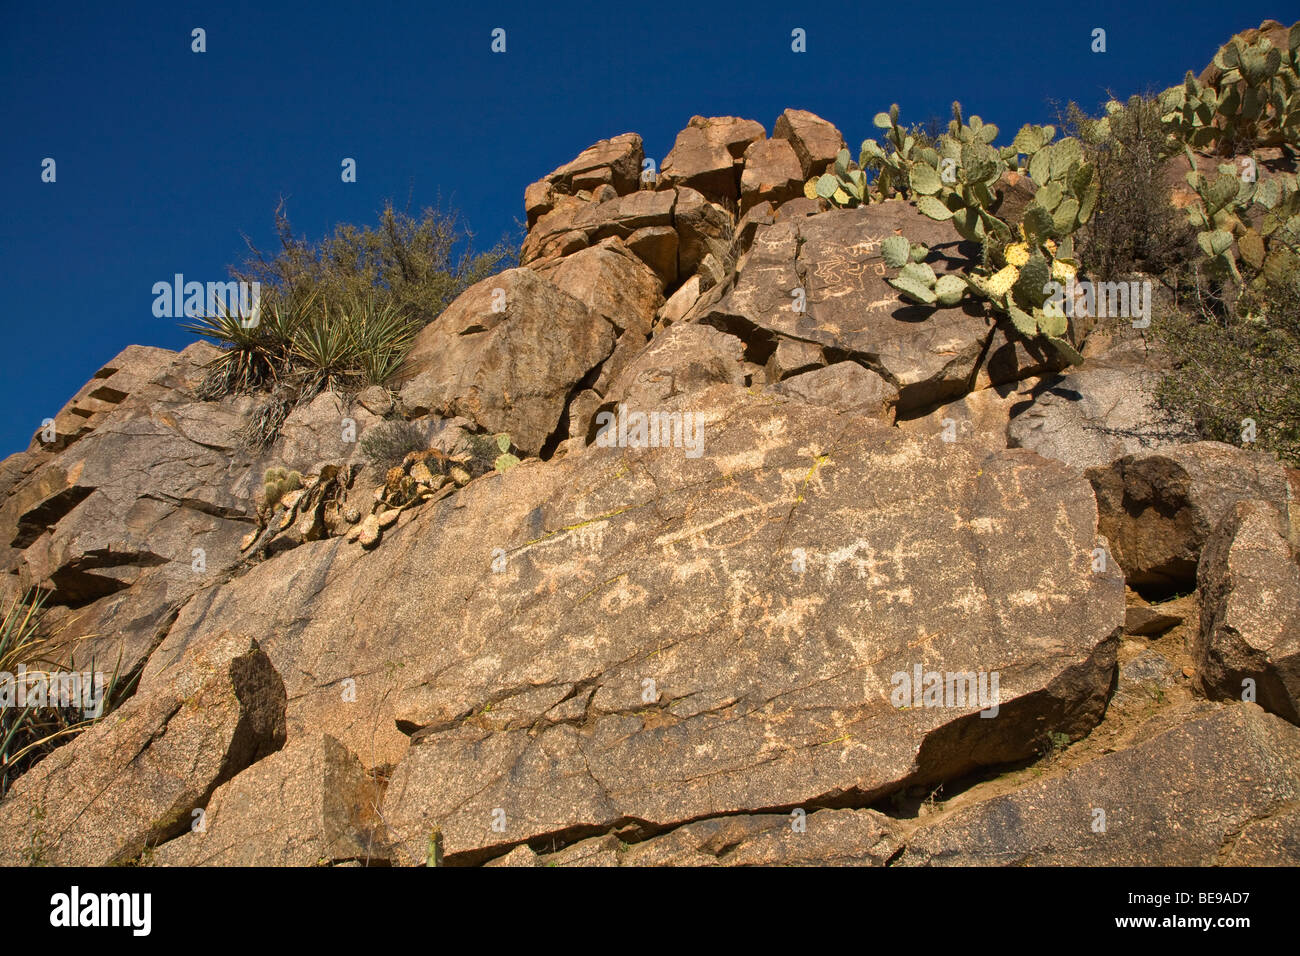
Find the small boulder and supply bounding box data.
[772,108,846,179]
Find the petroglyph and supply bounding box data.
[656,488,789,552]
[810,234,889,300]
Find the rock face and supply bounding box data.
[153,734,389,866]
[769,361,899,420]
[1195,500,1300,723]
[773,108,847,179]
[660,115,764,203]
[0,633,285,866]
[1088,442,1293,588]
[136,386,1121,864]
[897,703,1300,866]
[1008,341,1195,471]
[4,106,1299,869]
[397,267,616,457]
[698,201,1047,412]
[524,132,644,227]
[507,807,905,867]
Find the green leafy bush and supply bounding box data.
[234,199,517,324]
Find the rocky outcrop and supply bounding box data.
[896,703,1300,866]
[130,385,1122,863]
[1008,340,1196,470]
[696,201,1055,412]
[1194,500,1300,723]
[1087,442,1294,588]
[153,734,388,866]
[659,116,764,203]
[3,104,1298,869]
[397,267,616,457]
[0,632,285,866]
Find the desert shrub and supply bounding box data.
[1068,96,1197,280]
[187,200,516,400]
[1,592,130,801]
[233,198,517,325]
[360,420,429,469]
[1154,270,1300,466]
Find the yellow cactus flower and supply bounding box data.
[1004,242,1030,267]
[983,264,1020,298]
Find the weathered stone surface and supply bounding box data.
[672,186,733,280]
[735,201,774,254]
[897,382,1033,450]
[764,337,824,381]
[700,201,997,412]
[1124,601,1186,636]
[1112,647,1179,707]
[274,391,382,471]
[624,226,679,288]
[0,633,285,866]
[1194,500,1300,723]
[531,237,663,336]
[769,361,898,420]
[897,703,1300,865]
[152,734,390,866]
[580,189,676,240]
[525,132,644,226]
[597,323,745,414]
[534,807,904,867]
[0,351,261,675]
[773,109,846,179]
[138,386,1122,864]
[1087,442,1292,588]
[26,344,185,454]
[524,190,677,267]
[988,170,1037,231]
[660,116,764,202]
[740,137,804,213]
[1008,341,1195,471]
[397,268,616,457]
[355,385,394,417]
[1221,805,1300,865]
[657,275,702,327]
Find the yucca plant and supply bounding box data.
[183,296,278,397]
[346,295,421,387]
[0,592,131,799]
[291,299,362,396]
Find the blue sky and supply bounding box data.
[0,0,1288,454]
